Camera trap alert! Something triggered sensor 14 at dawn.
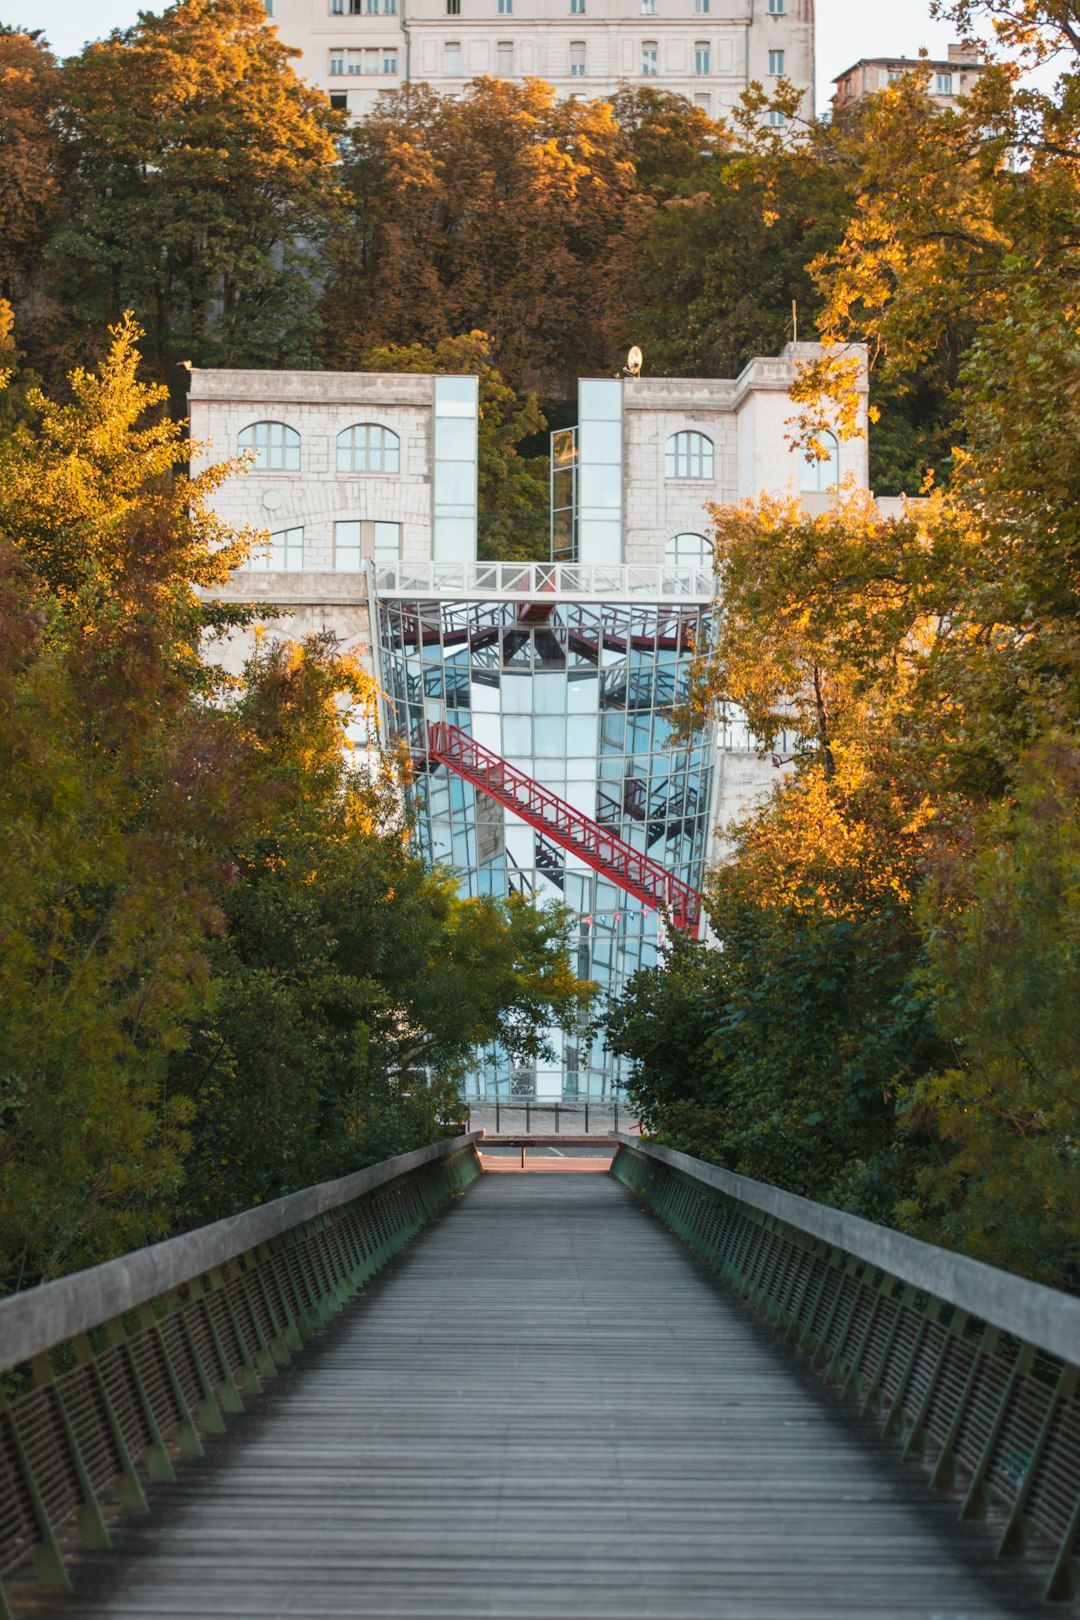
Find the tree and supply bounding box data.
[51,0,340,391]
[900,737,1080,1287]
[321,78,639,400]
[0,317,590,1289]
[0,28,62,300]
[0,318,258,1289]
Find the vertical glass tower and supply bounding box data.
[374,563,716,1105]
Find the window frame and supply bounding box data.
[336,422,402,476]
[249,525,305,572]
[237,420,301,473]
[664,430,715,481]
[570,39,586,75]
[642,39,658,75]
[694,40,710,74]
[664,532,712,568]
[768,48,784,74]
[799,431,840,492]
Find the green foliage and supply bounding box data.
[899,739,1080,1287]
[47,0,340,384]
[0,321,589,1291]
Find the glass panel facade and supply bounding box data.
[433,376,478,560]
[377,591,715,1104]
[576,380,622,564]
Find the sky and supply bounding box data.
[3,0,973,108]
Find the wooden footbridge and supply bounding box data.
[2,1135,1079,1618]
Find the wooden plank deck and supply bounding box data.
[37,1172,1050,1619]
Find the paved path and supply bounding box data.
[40,1174,1047,1619]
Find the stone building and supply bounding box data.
[190,341,868,1104]
[832,43,984,113]
[264,0,814,124]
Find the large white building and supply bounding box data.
[266,0,814,123]
[191,342,866,1104]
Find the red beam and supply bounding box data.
[424,722,702,934]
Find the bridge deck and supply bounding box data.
[39,1173,1046,1619]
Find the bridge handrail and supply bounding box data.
[612,1135,1080,1603]
[0,1133,483,1607]
[614,1136,1080,1366]
[0,1134,481,1373]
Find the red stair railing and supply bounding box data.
[423,721,702,934]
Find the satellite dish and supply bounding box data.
[626,345,643,377]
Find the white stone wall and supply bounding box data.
[265,0,814,120]
[620,343,870,567]
[189,369,440,570]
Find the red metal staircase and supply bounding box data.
[423,722,702,933]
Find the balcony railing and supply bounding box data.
[374,561,716,601]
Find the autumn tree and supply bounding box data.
[321,78,639,399]
[0,28,62,300]
[0,317,590,1289]
[50,0,340,391]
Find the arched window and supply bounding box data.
[800,431,839,491]
[237,421,300,471]
[249,526,304,572]
[337,424,401,474]
[665,430,714,480]
[665,532,712,567]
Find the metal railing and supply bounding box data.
[0,1135,482,1613]
[611,1137,1080,1603]
[425,722,702,932]
[373,561,716,602]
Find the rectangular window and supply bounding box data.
[936,72,953,93]
[444,39,462,71]
[334,520,401,570]
[642,41,657,74]
[251,527,304,573]
[331,0,343,11]
[570,41,585,75]
[694,91,710,109]
[694,41,710,74]
[374,521,401,562]
[446,0,460,11]
[768,107,785,126]
[383,49,397,71]
[330,50,345,73]
[769,48,784,74]
[330,92,348,109]
[694,0,710,11]
[570,0,585,14]
[887,69,902,82]
[497,41,513,73]
[264,0,272,12]
[498,0,512,12]
[768,0,783,11]
[347,49,363,72]
[335,521,363,573]
[640,0,655,12]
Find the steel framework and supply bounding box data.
[424,722,702,933]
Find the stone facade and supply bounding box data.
[832,43,984,113]
[265,0,813,122]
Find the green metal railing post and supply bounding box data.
[997,1365,1078,1558]
[0,1394,72,1591]
[29,1354,111,1552]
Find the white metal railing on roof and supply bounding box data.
[373,561,717,600]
